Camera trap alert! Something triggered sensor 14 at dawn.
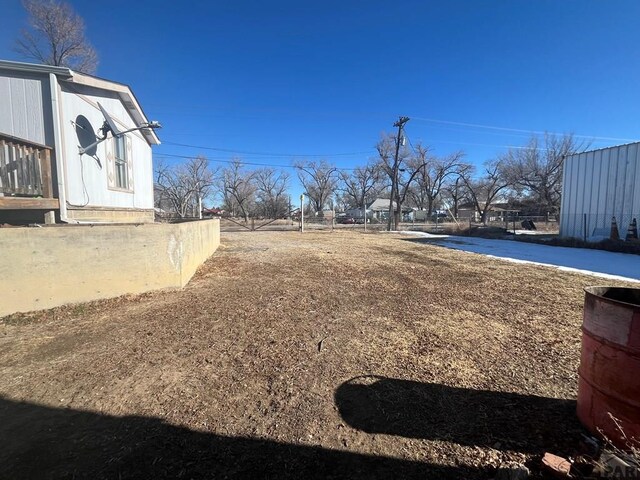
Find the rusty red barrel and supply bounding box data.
[577,286,640,448]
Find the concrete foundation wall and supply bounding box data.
[0,219,219,317]
[65,207,155,223]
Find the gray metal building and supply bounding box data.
[559,142,640,240]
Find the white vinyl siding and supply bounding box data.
[60,84,152,208]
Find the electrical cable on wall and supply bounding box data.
[75,152,91,208]
[68,120,91,207]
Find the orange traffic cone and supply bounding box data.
[610,217,620,240]
[626,218,638,241]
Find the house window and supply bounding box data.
[114,136,128,189]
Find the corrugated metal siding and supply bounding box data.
[0,69,54,146]
[560,143,640,239]
[58,83,154,210]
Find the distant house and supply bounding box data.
[0,60,160,225]
[344,205,369,219]
[457,202,519,222]
[153,184,173,218]
[202,207,225,217]
[344,198,414,222]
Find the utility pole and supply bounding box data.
[387,116,410,231]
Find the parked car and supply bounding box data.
[338,216,356,224]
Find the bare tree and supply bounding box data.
[333,192,351,212]
[294,160,338,216]
[254,168,290,218]
[408,147,465,216]
[459,160,511,224]
[185,156,217,219]
[220,159,256,222]
[15,0,98,74]
[154,160,195,219]
[502,133,588,215]
[338,161,382,209]
[442,175,465,219]
[154,156,218,219]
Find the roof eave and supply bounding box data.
[0,59,161,146]
[68,71,161,146]
[0,59,72,78]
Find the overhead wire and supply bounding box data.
[146,101,637,143]
[148,103,636,142]
[153,110,636,170]
[409,116,637,143]
[393,126,547,154]
[154,152,360,171]
[158,134,552,165]
[160,140,373,158]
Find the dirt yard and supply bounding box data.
[1,230,633,479]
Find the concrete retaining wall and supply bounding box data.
[65,207,155,224]
[0,219,220,317]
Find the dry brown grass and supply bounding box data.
[1,230,635,479]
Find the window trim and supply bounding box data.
[107,135,134,193]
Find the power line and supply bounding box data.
[425,138,548,151]
[155,153,293,168]
[154,153,359,171]
[157,136,555,170]
[147,101,637,143]
[409,116,637,143]
[161,140,374,158]
[403,130,548,152]
[156,116,625,170]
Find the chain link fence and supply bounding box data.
[468,215,556,233]
[219,215,560,235]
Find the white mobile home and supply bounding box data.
[559,142,640,240]
[0,60,160,224]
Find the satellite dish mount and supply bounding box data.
[78,102,161,155]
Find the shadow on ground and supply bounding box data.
[0,396,482,480]
[335,376,581,453]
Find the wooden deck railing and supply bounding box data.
[0,133,54,198]
[0,133,58,218]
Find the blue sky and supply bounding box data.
[2,0,640,200]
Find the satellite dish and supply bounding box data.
[74,115,98,157]
[97,102,122,137]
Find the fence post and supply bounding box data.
[300,194,304,233]
[583,213,587,242]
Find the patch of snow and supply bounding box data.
[390,230,450,239]
[419,236,640,283]
[513,230,557,236]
